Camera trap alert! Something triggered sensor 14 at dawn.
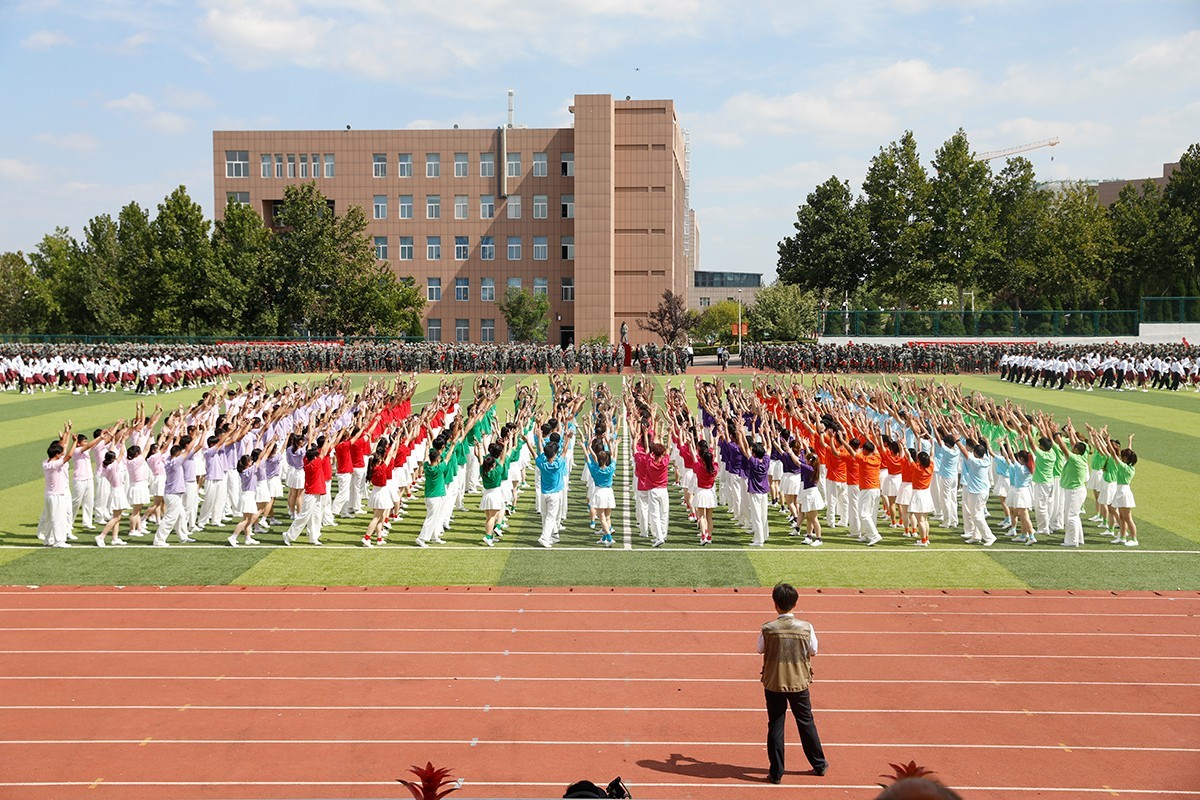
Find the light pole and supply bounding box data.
[963,291,975,315]
[737,288,743,364]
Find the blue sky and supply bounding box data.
[2,0,1197,281]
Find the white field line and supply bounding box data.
[2,543,1197,553]
[621,407,633,550]
[0,607,1192,618]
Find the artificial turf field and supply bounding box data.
[1,372,1197,591]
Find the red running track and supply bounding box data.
[0,586,1198,800]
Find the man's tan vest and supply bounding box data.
[760,616,814,693]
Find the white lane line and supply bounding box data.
[5,649,1197,660]
[0,607,1190,618]
[3,738,1198,750]
[2,543,1197,552]
[3,675,1198,686]
[7,704,1196,717]
[1,588,1194,598]
[1,626,1192,638]
[0,781,1194,796]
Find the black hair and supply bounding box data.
[698,440,715,475]
[772,582,798,613]
[47,441,64,458]
[126,444,141,459]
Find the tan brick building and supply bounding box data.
[1096,161,1180,206]
[212,94,692,346]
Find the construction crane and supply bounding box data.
[975,136,1060,162]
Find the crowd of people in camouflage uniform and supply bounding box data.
[2,341,692,379]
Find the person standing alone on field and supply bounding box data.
[758,582,828,783]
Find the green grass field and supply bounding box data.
[1,372,1197,590]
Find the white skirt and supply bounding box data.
[369,485,393,510]
[480,486,507,511]
[108,484,130,512]
[128,480,151,506]
[768,460,783,480]
[1006,485,1033,510]
[591,486,616,510]
[1099,480,1116,506]
[1110,484,1135,509]
[286,467,306,491]
[909,487,934,514]
[897,482,913,506]
[881,472,901,497]
[238,491,258,515]
[255,482,272,504]
[150,473,165,497]
[801,485,826,513]
[780,473,802,497]
[682,469,698,493]
[269,476,284,497]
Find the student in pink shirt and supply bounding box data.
[633,416,671,547]
[39,423,76,548]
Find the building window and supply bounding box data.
[506,152,521,178]
[399,195,413,219]
[561,277,575,302]
[426,153,440,178]
[427,318,441,342]
[311,153,320,178]
[399,236,414,260]
[260,154,271,178]
[533,152,547,177]
[507,277,522,291]
[561,236,574,260]
[481,318,495,343]
[427,236,441,261]
[533,277,548,296]
[507,195,521,219]
[427,277,441,301]
[373,154,387,178]
[398,153,412,178]
[275,154,284,178]
[324,154,335,178]
[455,277,469,301]
[533,194,548,219]
[480,277,495,302]
[480,236,495,261]
[426,194,440,220]
[699,296,711,308]
[561,194,574,219]
[480,153,494,178]
[480,194,494,219]
[287,154,296,178]
[454,236,469,261]
[454,152,468,178]
[561,152,574,177]
[225,150,249,179]
[226,191,250,206]
[533,235,548,261]
[507,236,521,261]
[456,318,469,343]
[374,236,388,260]
[454,194,468,220]
[300,154,309,178]
[373,195,388,220]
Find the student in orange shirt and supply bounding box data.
[855,430,884,547]
[906,449,935,547]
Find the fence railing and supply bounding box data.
[1139,296,1200,324]
[818,310,1140,338]
[0,334,425,345]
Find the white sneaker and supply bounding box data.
[866,533,883,546]
[111,538,128,546]
[982,536,996,547]
[414,539,429,548]
[227,535,239,547]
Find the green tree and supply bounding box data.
[862,131,936,308]
[1161,143,1200,296]
[1040,183,1116,308]
[927,129,1000,310]
[498,287,551,342]
[637,289,698,345]
[989,157,1051,309]
[1108,181,1194,306]
[693,299,742,344]
[746,282,818,342]
[77,214,131,333]
[0,252,36,332]
[24,229,77,333]
[115,201,156,332]
[212,200,284,335]
[153,186,215,334]
[777,175,868,309]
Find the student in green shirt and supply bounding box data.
[1054,422,1089,547]
[1094,430,1138,547]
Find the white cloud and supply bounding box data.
[0,159,40,181]
[20,29,71,50]
[64,181,100,192]
[104,92,192,135]
[162,87,216,110]
[34,132,100,151]
[117,31,152,53]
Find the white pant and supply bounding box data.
[332,472,355,516]
[747,491,769,545]
[184,482,200,532]
[71,478,94,529]
[352,466,368,510]
[93,476,111,525]
[938,474,959,528]
[540,490,564,543]
[635,489,650,537]
[1034,483,1054,535]
[197,475,228,528]
[285,494,324,544]
[418,495,448,543]
[154,494,189,545]
[41,494,72,546]
[1062,486,1086,546]
[847,485,861,537]
[827,481,847,527]
[962,491,993,542]
[858,488,880,540]
[647,487,669,543]
[223,472,240,521]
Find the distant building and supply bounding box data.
[1096,161,1180,206]
[690,270,762,310]
[212,94,693,346]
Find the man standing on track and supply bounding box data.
[758,582,828,784]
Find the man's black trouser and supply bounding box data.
[765,688,827,780]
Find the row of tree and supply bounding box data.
[0,183,425,336]
[777,133,1200,314]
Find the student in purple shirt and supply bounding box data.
[735,418,773,547]
[153,427,204,547]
